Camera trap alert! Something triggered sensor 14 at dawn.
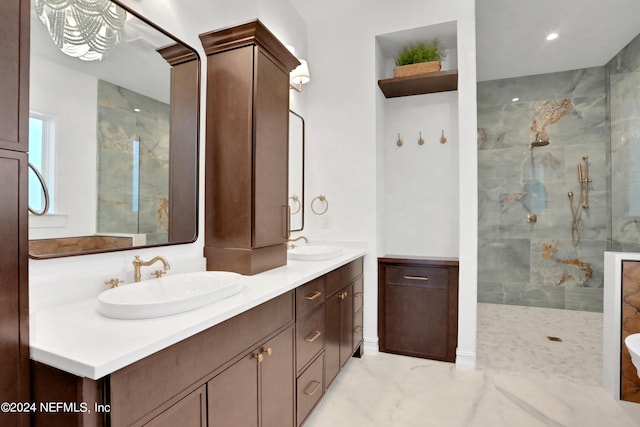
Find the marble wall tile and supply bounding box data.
[607,32,640,75]
[565,287,603,312]
[477,281,505,304]
[477,104,529,149]
[503,282,566,309]
[478,66,609,312]
[530,239,605,288]
[477,67,605,107]
[478,238,530,284]
[96,80,169,240]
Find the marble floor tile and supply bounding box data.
[303,353,636,427]
[304,303,638,427]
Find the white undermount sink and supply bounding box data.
[287,245,343,261]
[626,333,640,376]
[97,271,244,320]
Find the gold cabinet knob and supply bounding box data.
[261,347,273,357]
[252,352,264,363]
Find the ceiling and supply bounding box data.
[476,0,640,81]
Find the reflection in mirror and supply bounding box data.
[289,110,305,232]
[28,0,199,258]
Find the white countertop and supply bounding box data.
[30,245,366,380]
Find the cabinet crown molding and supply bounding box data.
[199,19,300,72]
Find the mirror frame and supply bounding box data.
[28,0,201,259]
[289,110,305,232]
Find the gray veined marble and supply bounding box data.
[96,80,170,242]
[477,62,611,312]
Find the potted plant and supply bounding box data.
[394,39,446,78]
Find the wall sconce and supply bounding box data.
[290,59,310,92]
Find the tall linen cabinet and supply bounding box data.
[0,0,30,426]
[200,20,299,275]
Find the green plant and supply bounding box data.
[395,40,446,66]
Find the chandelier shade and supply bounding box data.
[35,0,127,61]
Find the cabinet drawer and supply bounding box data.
[385,265,448,289]
[296,304,325,375]
[326,258,363,296]
[353,276,363,314]
[353,310,363,353]
[296,277,325,317]
[296,354,324,427]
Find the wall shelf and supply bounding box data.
[378,69,458,98]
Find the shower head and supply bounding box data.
[530,133,550,149]
[530,140,550,148]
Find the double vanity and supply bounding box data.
[30,245,365,426]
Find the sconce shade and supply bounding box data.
[290,59,310,85]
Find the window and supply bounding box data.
[28,112,55,213]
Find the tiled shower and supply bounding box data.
[477,32,640,313]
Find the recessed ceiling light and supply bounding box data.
[512,97,520,102]
[133,108,141,112]
[546,33,559,41]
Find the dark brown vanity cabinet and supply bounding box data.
[0,1,30,426]
[295,277,326,426]
[200,20,300,275]
[31,257,366,427]
[378,257,458,362]
[208,326,295,427]
[325,258,363,388]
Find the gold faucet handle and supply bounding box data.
[104,278,123,289]
[152,269,166,279]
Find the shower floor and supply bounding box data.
[476,302,603,385]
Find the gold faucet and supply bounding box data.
[287,235,308,249]
[133,255,171,282]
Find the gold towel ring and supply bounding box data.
[311,195,329,215]
[288,195,301,214]
[28,162,50,216]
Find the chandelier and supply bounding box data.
[35,0,127,61]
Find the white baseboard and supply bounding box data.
[455,349,476,369]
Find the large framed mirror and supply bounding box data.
[289,110,304,232]
[28,0,200,258]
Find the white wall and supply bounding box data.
[29,55,98,239]
[383,92,459,257]
[293,0,477,366]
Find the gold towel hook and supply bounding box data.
[396,133,403,147]
[311,195,329,215]
[440,129,447,144]
[418,131,424,145]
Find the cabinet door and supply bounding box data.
[261,326,295,427]
[208,352,259,427]
[325,291,341,388]
[253,49,289,247]
[0,0,29,152]
[145,386,206,427]
[0,149,28,427]
[339,284,354,368]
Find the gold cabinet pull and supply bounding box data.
[305,330,322,343]
[403,275,429,281]
[338,291,347,300]
[261,347,273,357]
[354,291,364,297]
[354,326,363,333]
[252,352,264,363]
[303,380,321,396]
[305,290,322,301]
